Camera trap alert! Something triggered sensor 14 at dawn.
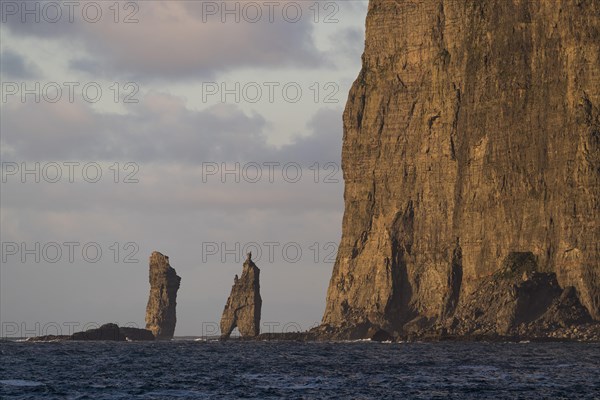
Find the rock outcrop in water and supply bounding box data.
[72,323,155,341]
[220,253,262,339]
[320,0,600,340]
[27,323,155,342]
[145,252,181,339]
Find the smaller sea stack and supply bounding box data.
[220,252,262,339]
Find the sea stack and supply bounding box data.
[220,252,262,339]
[145,251,181,339]
[321,0,599,339]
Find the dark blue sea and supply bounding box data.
[1,340,598,399]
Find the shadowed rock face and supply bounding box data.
[322,0,600,337]
[145,252,181,339]
[448,255,591,336]
[220,255,262,339]
[72,324,155,341]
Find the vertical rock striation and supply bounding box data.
[322,0,599,338]
[145,251,181,339]
[220,253,262,339]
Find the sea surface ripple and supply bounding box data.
[1,340,599,399]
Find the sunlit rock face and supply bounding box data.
[146,252,181,339]
[220,255,262,339]
[322,0,600,336]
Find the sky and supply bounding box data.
[0,0,368,337]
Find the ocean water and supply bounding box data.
[1,340,598,399]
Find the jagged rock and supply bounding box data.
[537,286,593,329]
[145,252,181,339]
[321,0,600,338]
[425,255,593,339]
[449,269,563,335]
[220,253,261,339]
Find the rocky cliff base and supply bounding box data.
[310,261,600,342]
[256,253,600,342]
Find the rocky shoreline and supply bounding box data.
[24,328,600,344]
[253,323,600,343]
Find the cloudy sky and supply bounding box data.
[0,0,368,337]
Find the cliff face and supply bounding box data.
[145,252,181,339]
[323,0,600,336]
[220,255,262,339]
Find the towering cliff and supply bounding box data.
[322,0,600,338]
[220,254,262,339]
[145,252,181,339]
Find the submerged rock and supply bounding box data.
[220,253,262,339]
[145,252,181,339]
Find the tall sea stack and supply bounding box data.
[322,0,599,338]
[145,251,181,339]
[220,253,262,339]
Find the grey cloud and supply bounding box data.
[329,27,365,65]
[2,92,343,166]
[3,1,327,81]
[0,168,343,215]
[278,107,342,165]
[339,0,369,13]
[0,49,40,79]
[1,96,268,163]
[68,58,101,76]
